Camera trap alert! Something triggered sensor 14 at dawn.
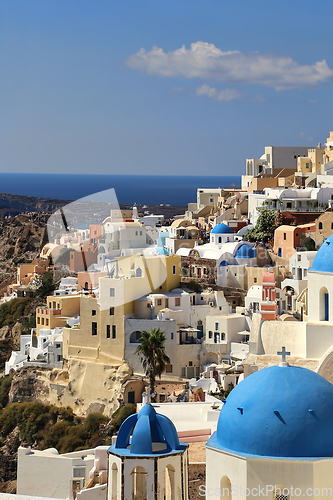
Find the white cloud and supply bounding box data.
[126,42,333,90]
[196,84,243,101]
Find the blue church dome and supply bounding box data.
[310,234,333,273]
[208,365,333,458]
[211,224,233,235]
[110,404,187,456]
[235,244,257,259]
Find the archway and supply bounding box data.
[131,466,147,500]
[111,463,118,500]
[220,476,231,500]
[130,331,142,343]
[164,465,175,500]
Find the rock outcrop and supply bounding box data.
[8,360,133,417]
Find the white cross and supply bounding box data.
[277,346,290,363]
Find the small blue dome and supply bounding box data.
[208,365,333,458]
[310,235,333,273]
[211,224,233,235]
[110,404,186,456]
[236,244,257,259]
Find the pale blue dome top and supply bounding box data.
[110,404,187,457]
[207,365,333,458]
[310,234,333,273]
[211,224,233,234]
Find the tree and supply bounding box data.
[135,328,170,394]
[246,209,280,242]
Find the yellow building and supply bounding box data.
[297,156,312,173]
[63,255,181,366]
[36,294,80,336]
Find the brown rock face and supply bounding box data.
[0,426,20,491]
[0,215,49,293]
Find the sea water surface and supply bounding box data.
[0,173,241,206]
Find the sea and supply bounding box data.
[0,173,241,206]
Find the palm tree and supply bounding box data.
[135,328,170,394]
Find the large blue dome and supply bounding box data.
[208,365,333,458]
[211,223,233,234]
[310,234,333,273]
[110,404,187,457]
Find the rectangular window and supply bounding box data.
[171,332,174,340]
[172,265,176,275]
[112,325,116,339]
[222,333,226,341]
[157,299,162,306]
[254,277,257,283]
[110,288,115,297]
[181,367,186,378]
[92,310,96,316]
[283,233,287,240]
[166,364,173,373]
[92,322,97,336]
[110,307,114,315]
[106,325,110,338]
[189,361,193,367]
[215,322,219,331]
[175,298,181,307]
[209,331,213,339]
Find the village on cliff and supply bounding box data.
[3,131,333,499]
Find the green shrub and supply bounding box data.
[112,403,136,433]
[0,375,13,409]
[83,412,109,435]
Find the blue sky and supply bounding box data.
[1,0,332,176]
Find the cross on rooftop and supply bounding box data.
[277,346,290,363]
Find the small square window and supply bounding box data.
[157,299,162,306]
[175,298,181,307]
[166,364,173,373]
[92,310,96,316]
[189,361,193,367]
